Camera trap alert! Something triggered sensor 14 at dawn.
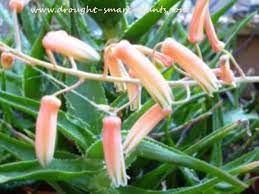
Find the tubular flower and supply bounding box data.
[127,70,142,111]
[104,47,127,92]
[42,31,100,62]
[134,45,173,67]
[113,40,173,109]
[1,52,15,69]
[102,116,128,187]
[188,0,209,43]
[35,95,61,167]
[204,8,225,52]
[214,55,235,86]
[123,104,171,155]
[9,0,30,13]
[161,38,220,96]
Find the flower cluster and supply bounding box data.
[5,0,245,189]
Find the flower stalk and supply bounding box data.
[0,41,258,89]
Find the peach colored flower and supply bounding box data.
[113,40,173,109]
[123,104,171,155]
[161,38,220,96]
[104,47,127,92]
[188,0,209,43]
[214,55,235,86]
[9,0,30,13]
[1,52,15,69]
[102,116,128,187]
[42,31,100,62]
[35,95,61,167]
[204,8,225,52]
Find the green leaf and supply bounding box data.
[184,121,241,154]
[0,159,103,184]
[116,156,258,194]
[135,122,244,188]
[137,139,247,189]
[0,132,78,161]
[0,91,96,149]
[212,0,238,23]
[80,0,126,38]
[123,0,181,42]
[0,132,34,160]
[65,66,107,134]
[146,1,183,47]
[86,135,247,189]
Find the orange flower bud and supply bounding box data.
[104,48,127,92]
[9,0,30,13]
[188,0,209,43]
[214,55,235,86]
[35,96,61,167]
[161,38,220,96]
[204,8,225,52]
[102,116,128,187]
[42,31,100,62]
[113,40,173,109]
[123,104,171,155]
[1,52,15,69]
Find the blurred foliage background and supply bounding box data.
[0,0,258,193]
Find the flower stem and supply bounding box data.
[12,11,22,52]
[222,49,245,77]
[53,78,84,97]
[0,41,259,88]
[195,43,203,60]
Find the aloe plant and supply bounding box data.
[0,0,258,193]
